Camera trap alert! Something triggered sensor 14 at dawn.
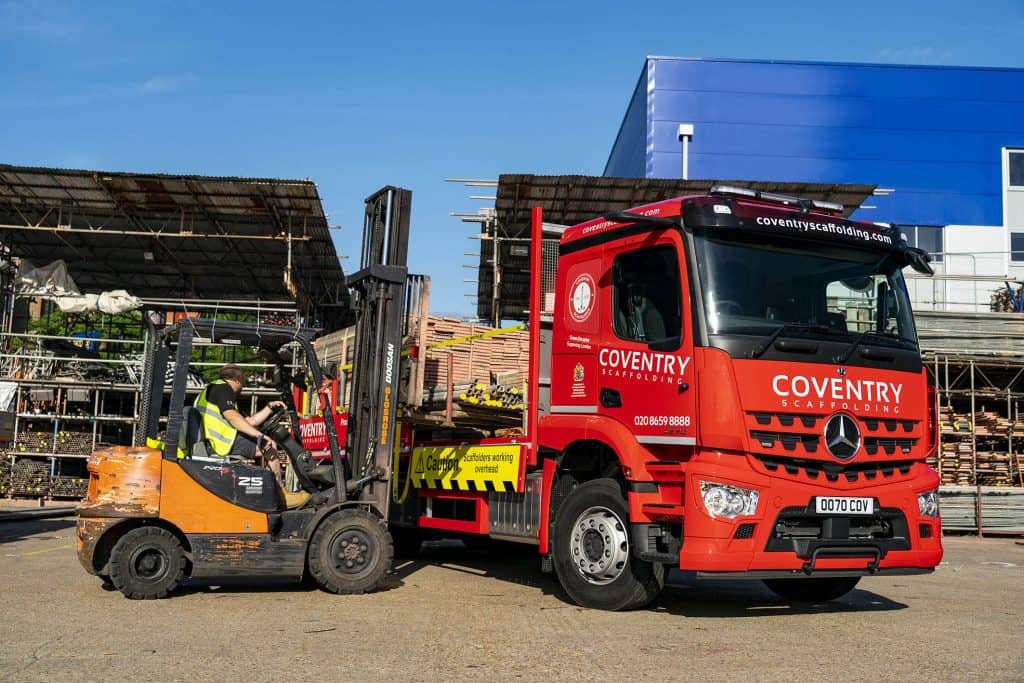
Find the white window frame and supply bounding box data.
[904,225,944,263]
[1011,232,1024,264]
[1003,147,1024,227]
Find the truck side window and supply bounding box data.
[612,245,682,343]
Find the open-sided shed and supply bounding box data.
[0,164,350,328]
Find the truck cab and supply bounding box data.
[541,185,942,608]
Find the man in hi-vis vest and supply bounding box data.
[195,364,284,480]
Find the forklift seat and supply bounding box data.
[181,406,213,459]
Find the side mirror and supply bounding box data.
[904,247,934,276]
[876,281,889,334]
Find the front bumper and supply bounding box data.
[694,567,934,580]
[677,452,943,575]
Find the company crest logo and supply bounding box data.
[569,273,596,323]
[824,414,860,460]
[573,363,584,382]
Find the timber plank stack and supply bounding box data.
[975,451,1012,486]
[314,316,529,429]
[422,317,528,390]
[939,405,973,485]
[937,404,1022,487]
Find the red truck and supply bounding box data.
[79,185,942,610]
[389,185,942,610]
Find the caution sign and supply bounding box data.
[409,443,522,492]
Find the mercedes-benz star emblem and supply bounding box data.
[824,414,860,460]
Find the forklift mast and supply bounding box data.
[345,186,412,517]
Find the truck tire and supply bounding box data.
[107,527,186,600]
[763,576,861,602]
[551,478,664,611]
[308,508,393,594]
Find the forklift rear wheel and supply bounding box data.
[108,527,186,600]
[763,577,861,602]
[308,509,394,594]
[551,478,664,611]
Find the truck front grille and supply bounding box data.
[748,414,921,459]
[750,430,820,453]
[753,454,915,483]
[863,437,917,455]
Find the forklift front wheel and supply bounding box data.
[108,527,186,600]
[308,508,394,594]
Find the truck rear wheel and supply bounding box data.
[551,478,664,611]
[763,576,861,602]
[308,508,393,594]
[107,527,186,600]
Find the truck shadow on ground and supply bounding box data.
[0,517,77,545]
[654,576,908,618]
[394,538,908,618]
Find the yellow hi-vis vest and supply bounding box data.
[194,380,238,457]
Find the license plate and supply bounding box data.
[815,496,874,515]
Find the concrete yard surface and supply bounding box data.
[0,520,1021,681]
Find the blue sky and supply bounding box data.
[2,0,1022,315]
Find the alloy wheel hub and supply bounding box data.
[569,506,630,585]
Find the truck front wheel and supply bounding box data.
[763,576,861,602]
[551,478,664,611]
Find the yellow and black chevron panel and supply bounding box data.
[409,443,522,493]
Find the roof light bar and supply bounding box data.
[709,184,844,213]
[811,198,845,212]
[709,184,757,198]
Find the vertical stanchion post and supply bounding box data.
[935,355,942,482]
[445,352,454,427]
[971,360,982,537]
[525,207,542,466]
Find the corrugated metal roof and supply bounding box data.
[917,310,1024,358]
[494,174,874,237]
[0,164,349,328]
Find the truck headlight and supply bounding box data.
[699,480,759,519]
[917,489,940,518]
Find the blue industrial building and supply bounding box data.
[604,57,1024,244]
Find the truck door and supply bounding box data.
[549,253,603,413]
[598,231,696,448]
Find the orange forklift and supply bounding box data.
[76,187,412,599]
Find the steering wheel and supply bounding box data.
[259,404,288,436]
[255,404,320,494]
[716,300,744,316]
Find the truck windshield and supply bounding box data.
[692,230,917,348]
